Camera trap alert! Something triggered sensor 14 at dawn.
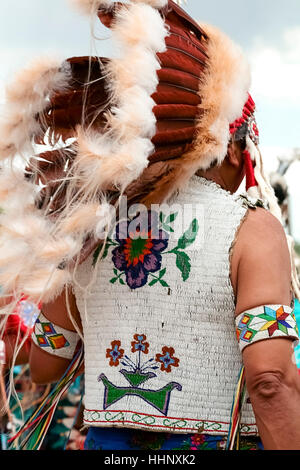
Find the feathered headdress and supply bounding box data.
[0,0,298,306]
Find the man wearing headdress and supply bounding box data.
[1,0,300,451]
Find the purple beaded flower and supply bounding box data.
[111,211,169,289]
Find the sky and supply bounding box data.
[0,0,299,239]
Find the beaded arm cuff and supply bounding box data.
[32,312,80,360]
[236,305,299,352]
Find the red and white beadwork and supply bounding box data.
[229,94,259,144]
[229,94,260,195]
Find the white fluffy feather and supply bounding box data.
[75,2,168,191]
[20,267,71,304]
[0,170,36,215]
[195,23,251,170]
[75,131,154,191]
[109,88,156,139]
[0,166,79,301]
[59,203,102,235]
[0,58,70,160]
[37,237,81,264]
[106,48,160,96]
[113,3,168,52]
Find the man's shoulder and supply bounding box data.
[231,207,290,297]
[235,206,290,275]
[240,207,287,248]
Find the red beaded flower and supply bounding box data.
[106,340,124,367]
[156,346,179,373]
[131,334,149,355]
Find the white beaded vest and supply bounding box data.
[73,176,258,436]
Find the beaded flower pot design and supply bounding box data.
[98,334,181,416]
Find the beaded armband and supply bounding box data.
[236,305,299,352]
[32,312,80,360]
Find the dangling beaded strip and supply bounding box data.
[226,366,247,450]
[8,347,83,450]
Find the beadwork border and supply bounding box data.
[83,409,258,436]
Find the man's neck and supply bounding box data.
[196,169,232,193]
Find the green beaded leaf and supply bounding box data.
[162,224,174,233]
[160,212,178,233]
[149,269,169,287]
[159,268,166,279]
[177,219,199,250]
[175,251,191,282]
[165,212,178,224]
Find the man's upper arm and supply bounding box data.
[231,207,298,383]
[232,207,292,316]
[30,342,73,384]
